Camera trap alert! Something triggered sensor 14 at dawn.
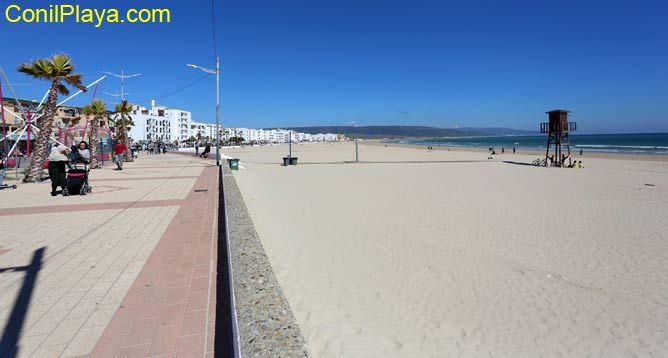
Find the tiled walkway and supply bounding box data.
[0,153,218,358]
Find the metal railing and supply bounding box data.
[540,121,577,133]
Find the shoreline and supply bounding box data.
[365,139,668,162]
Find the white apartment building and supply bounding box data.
[221,128,340,144]
[125,100,342,144]
[127,100,223,143]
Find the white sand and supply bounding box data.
[230,142,668,358]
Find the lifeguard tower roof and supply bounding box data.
[546,109,571,114]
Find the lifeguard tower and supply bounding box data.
[541,110,577,167]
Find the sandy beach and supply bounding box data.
[227,141,668,358]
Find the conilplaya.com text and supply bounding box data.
[4,4,171,28]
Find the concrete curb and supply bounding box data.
[223,165,311,358]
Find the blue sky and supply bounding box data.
[1,0,666,133]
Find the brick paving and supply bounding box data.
[0,153,219,358]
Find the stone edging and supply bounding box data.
[223,166,311,358]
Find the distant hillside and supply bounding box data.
[454,127,538,137]
[274,126,536,139]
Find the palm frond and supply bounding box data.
[57,84,70,96]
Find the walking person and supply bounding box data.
[113,141,127,170]
[0,155,5,187]
[194,142,199,157]
[48,144,70,196]
[200,143,211,158]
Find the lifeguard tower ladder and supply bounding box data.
[541,110,577,167]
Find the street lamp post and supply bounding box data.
[102,70,141,102]
[103,70,141,158]
[187,57,220,166]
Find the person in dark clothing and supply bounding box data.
[48,144,70,196]
[0,155,5,187]
[200,143,211,158]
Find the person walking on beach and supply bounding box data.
[113,141,127,170]
[513,147,516,154]
[48,144,70,196]
[195,142,199,157]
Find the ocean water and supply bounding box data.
[400,133,668,155]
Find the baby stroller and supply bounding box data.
[64,162,92,196]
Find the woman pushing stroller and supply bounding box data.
[48,143,71,196]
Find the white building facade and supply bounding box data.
[127,100,221,143]
[126,100,343,144]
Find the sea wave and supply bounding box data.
[575,144,668,149]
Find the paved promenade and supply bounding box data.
[0,153,219,358]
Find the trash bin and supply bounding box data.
[282,157,291,166]
[227,158,240,171]
[289,157,298,166]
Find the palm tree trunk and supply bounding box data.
[23,84,58,183]
[89,118,99,168]
[121,114,133,162]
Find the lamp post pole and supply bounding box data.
[215,56,220,166]
[102,70,141,154]
[187,60,220,166]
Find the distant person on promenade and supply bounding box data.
[0,155,5,187]
[48,144,70,196]
[195,143,200,157]
[114,141,127,170]
[200,143,211,158]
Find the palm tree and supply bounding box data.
[81,99,106,169]
[18,54,86,182]
[113,100,134,162]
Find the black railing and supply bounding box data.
[540,121,577,133]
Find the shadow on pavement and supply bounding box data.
[0,247,45,358]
